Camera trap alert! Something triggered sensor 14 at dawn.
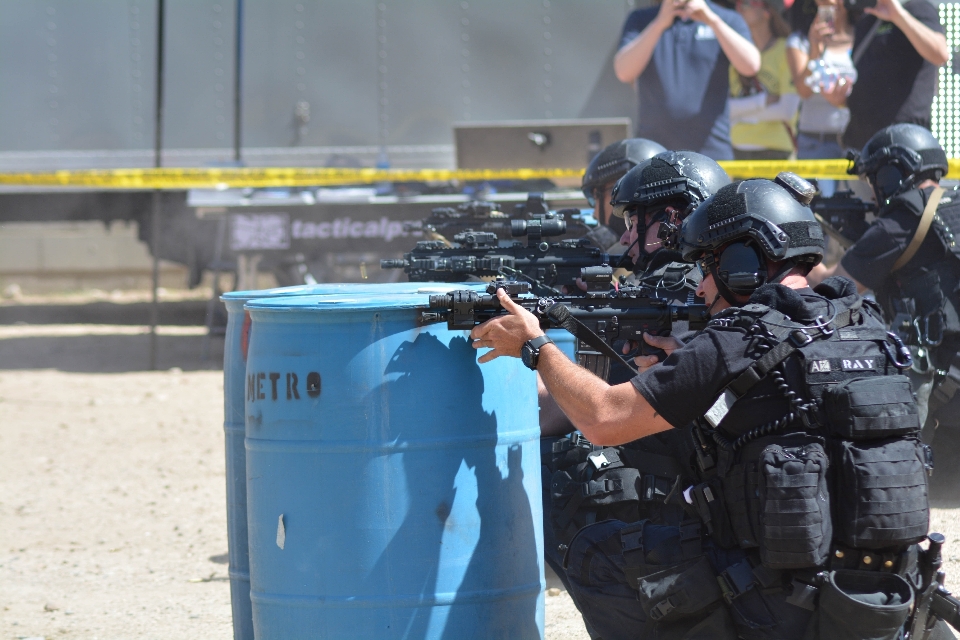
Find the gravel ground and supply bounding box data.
[1,325,957,640]
[0,326,590,640]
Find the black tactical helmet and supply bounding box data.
[581,138,667,206]
[609,151,731,219]
[848,123,948,203]
[676,173,823,303]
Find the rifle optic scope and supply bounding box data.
[511,216,565,238]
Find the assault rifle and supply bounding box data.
[382,210,610,296]
[419,271,709,379]
[403,193,591,243]
[810,190,876,249]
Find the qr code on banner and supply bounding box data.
[229,212,291,251]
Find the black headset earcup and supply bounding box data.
[717,242,765,295]
[874,164,905,201]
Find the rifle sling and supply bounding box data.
[569,316,639,373]
[891,187,945,272]
[543,302,638,373]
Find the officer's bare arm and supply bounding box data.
[535,347,673,445]
[867,0,949,66]
[614,1,678,83]
[470,289,673,445]
[683,0,761,76]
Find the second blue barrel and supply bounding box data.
[221,282,500,640]
[244,291,545,639]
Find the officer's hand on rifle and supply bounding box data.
[627,333,684,372]
[470,288,544,363]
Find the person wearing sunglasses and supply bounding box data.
[610,150,730,276]
[470,172,950,639]
[535,150,729,635]
[580,137,667,254]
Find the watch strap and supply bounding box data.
[527,334,554,351]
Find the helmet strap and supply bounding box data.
[709,263,744,307]
[769,259,798,285]
[705,292,724,318]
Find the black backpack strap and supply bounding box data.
[703,305,861,428]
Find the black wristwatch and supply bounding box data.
[521,335,554,371]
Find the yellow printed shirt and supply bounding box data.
[728,39,798,153]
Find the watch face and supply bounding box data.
[521,343,536,369]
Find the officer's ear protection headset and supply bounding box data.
[700,241,768,305]
[848,146,923,204]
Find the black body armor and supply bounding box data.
[687,295,931,571]
[876,187,960,432]
[547,256,701,546]
[880,187,960,349]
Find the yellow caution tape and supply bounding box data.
[0,159,957,189]
[0,167,583,189]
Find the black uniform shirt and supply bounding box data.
[630,278,863,434]
[844,0,944,150]
[841,186,945,292]
[841,186,960,360]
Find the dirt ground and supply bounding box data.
[1,325,958,640]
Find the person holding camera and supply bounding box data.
[728,0,800,161]
[843,0,948,150]
[614,0,761,160]
[786,0,858,196]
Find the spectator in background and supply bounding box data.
[614,0,761,160]
[728,0,800,160]
[843,0,948,150]
[786,0,858,195]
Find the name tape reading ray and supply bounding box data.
[0,159,957,189]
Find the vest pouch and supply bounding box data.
[812,570,914,640]
[822,375,920,440]
[637,555,723,624]
[833,437,929,549]
[721,457,761,551]
[758,442,832,569]
[689,478,738,549]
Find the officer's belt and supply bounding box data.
[619,448,686,481]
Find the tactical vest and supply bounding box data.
[548,430,694,546]
[686,299,931,571]
[546,258,701,546]
[882,186,960,351]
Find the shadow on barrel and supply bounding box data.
[357,332,541,639]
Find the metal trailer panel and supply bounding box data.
[0,0,638,171]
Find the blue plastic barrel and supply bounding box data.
[244,292,545,639]
[221,282,499,640]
